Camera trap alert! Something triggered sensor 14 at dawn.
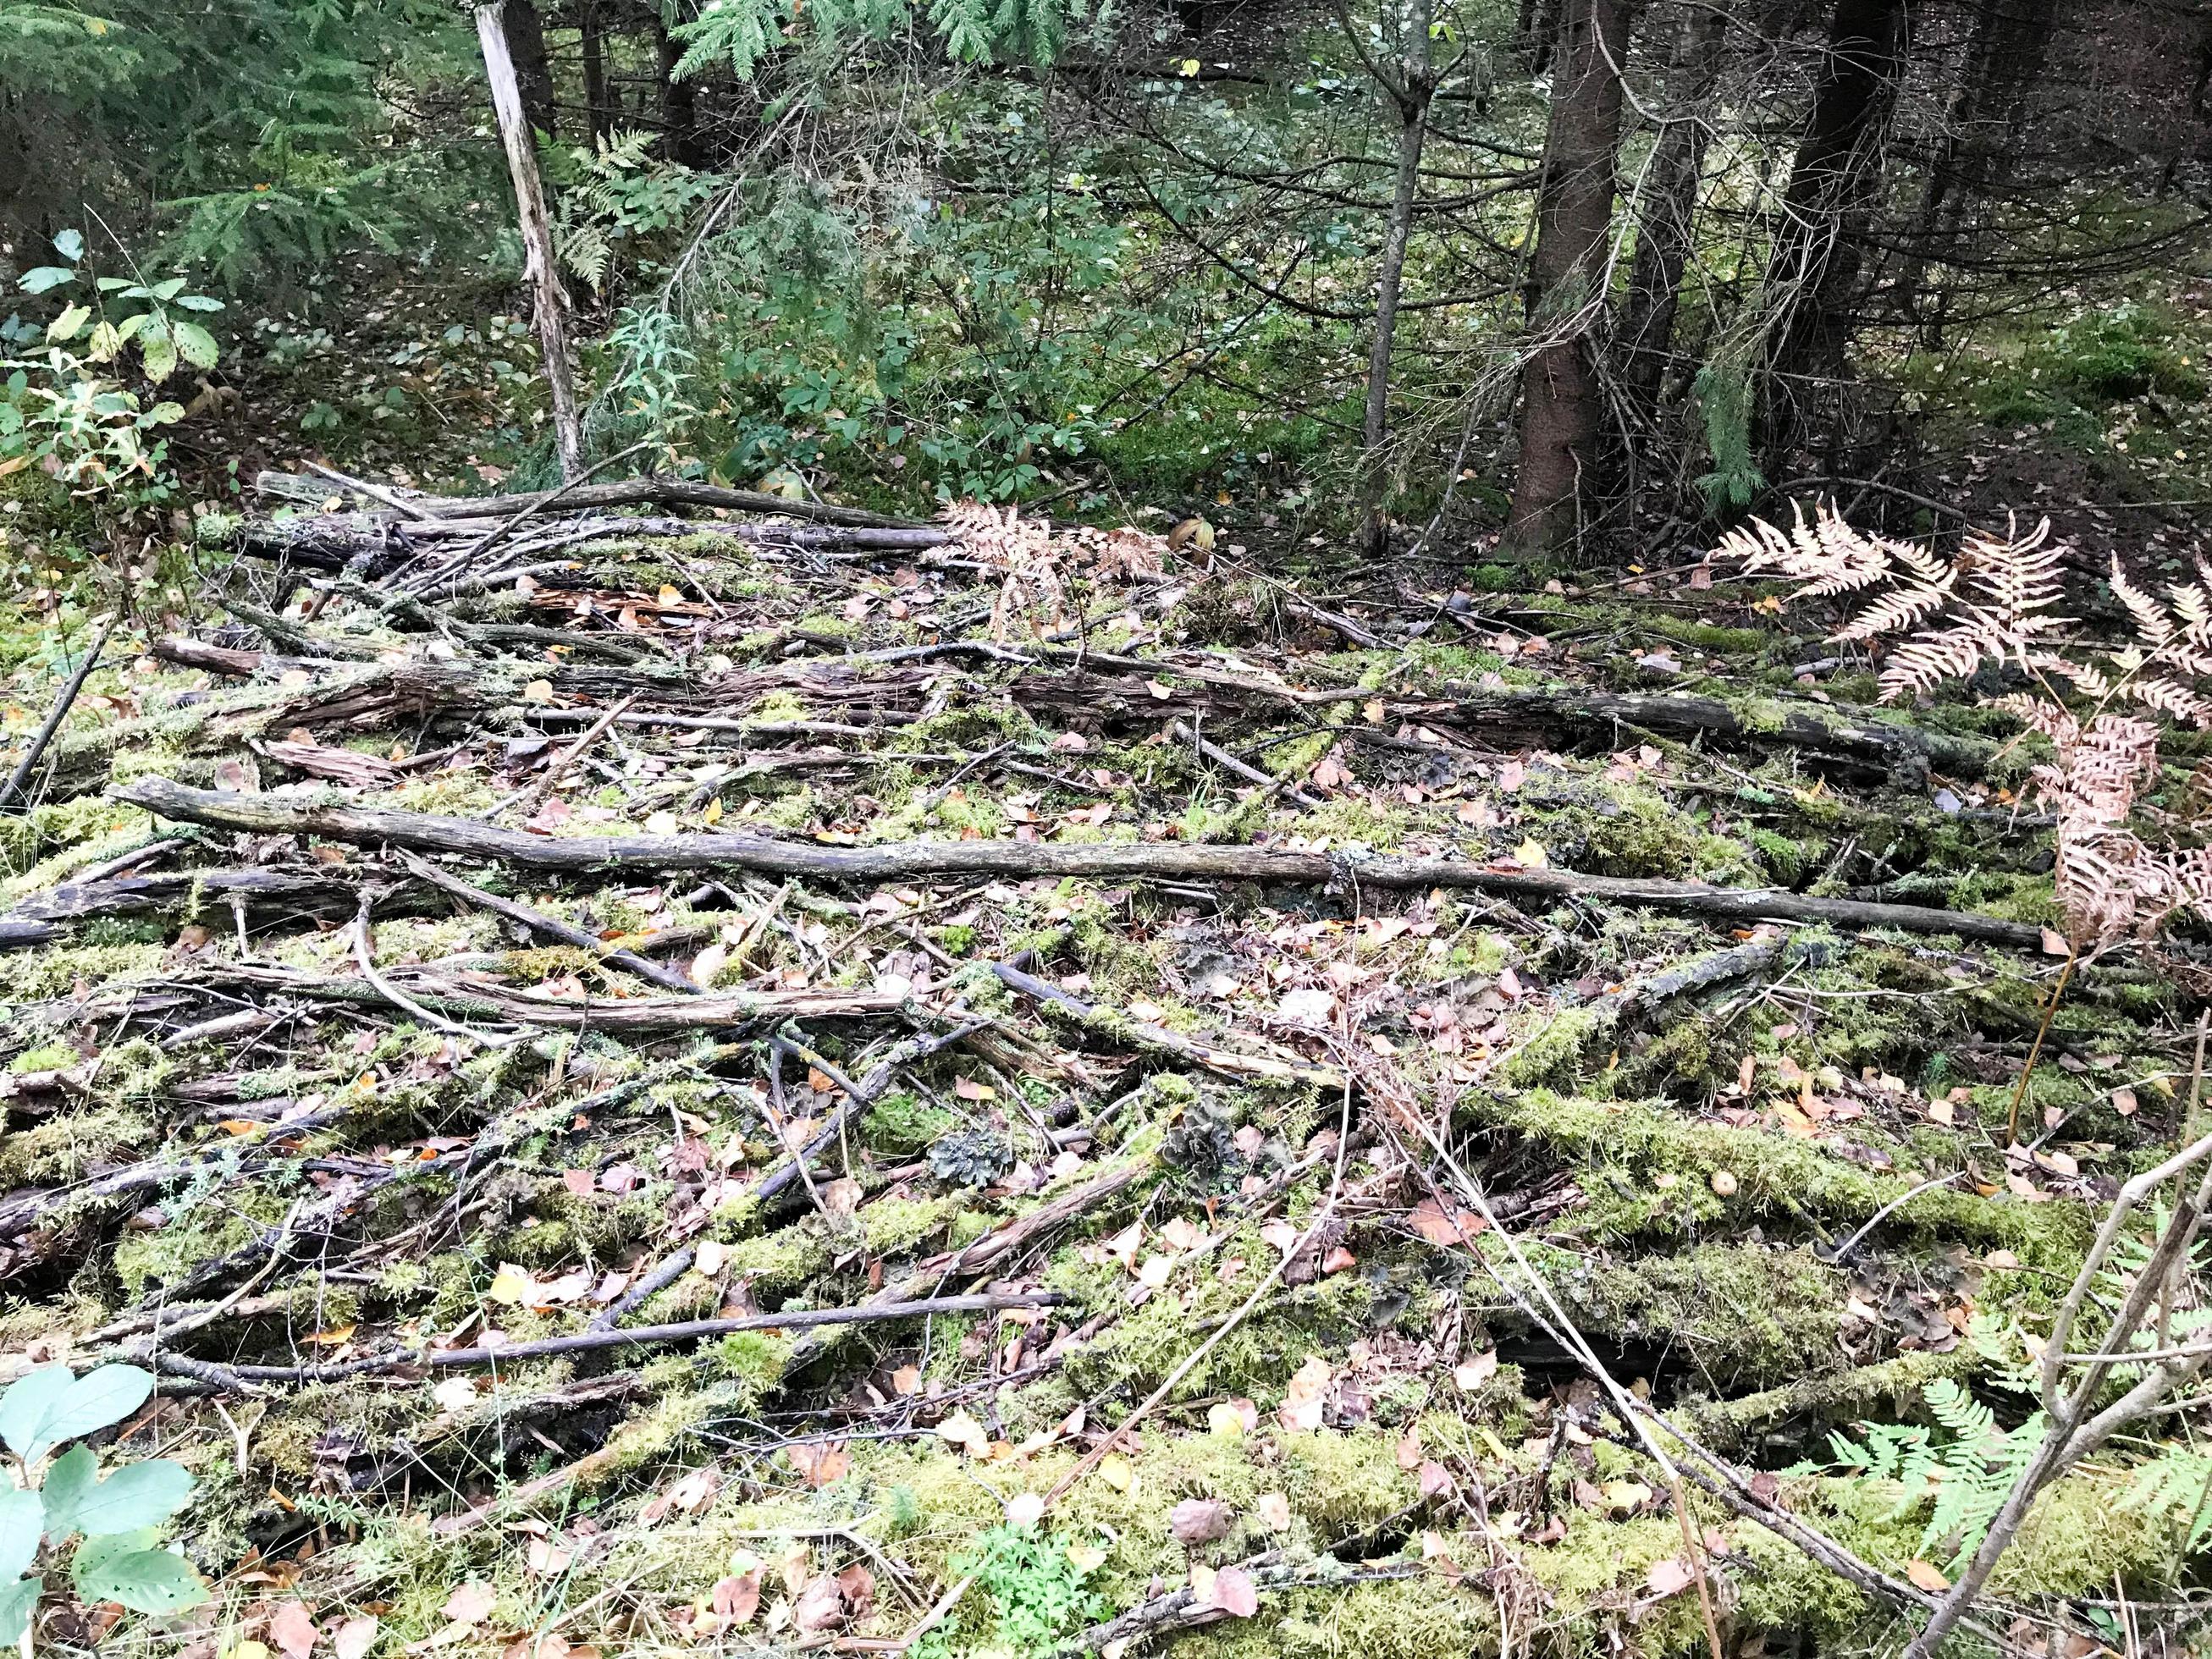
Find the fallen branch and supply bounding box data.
[255,468,928,529]
[113,779,2051,947]
[135,1292,1068,1386]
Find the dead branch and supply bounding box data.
[113,779,2051,947]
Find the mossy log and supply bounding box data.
[112,777,2051,947]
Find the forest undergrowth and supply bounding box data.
[0,467,2204,1659]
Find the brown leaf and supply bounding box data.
[1452,1350,1498,1390]
[710,1573,760,1626]
[1255,1491,1292,1531]
[1417,1460,1455,1500]
[1170,1497,1233,1545]
[1209,1567,1258,1619]
[268,1601,320,1659]
[788,1441,850,1488]
[332,1618,378,1659]
[1646,1557,1698,1598]
[1906,1559,1951,1593]
[442,1584,496,1626]
[792,1577,845,1634]
[835,1563,874,1618]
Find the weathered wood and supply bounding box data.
[476,2,583,477]
[113,777,2050,946]
[251,469,924,531]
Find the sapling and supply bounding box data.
[0,1363,204,1651]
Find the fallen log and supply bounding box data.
[252,469,927,529]
[234,510,951,574]
[111,777,2049,946]
[1391,685,2000,783]
[0,868,358,950]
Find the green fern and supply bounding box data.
[1812,1378,2046,1569]
[2123,1448,2212,1556]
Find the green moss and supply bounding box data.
[1569,1244,1847,1392]
[1498,1007,1602,1089]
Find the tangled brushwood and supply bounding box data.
[1721,504,2212,955]
[941,501,1167,642]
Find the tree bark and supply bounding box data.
[653,10,705,166]
[1507,0,1635,555]
[476,3,587,481]
[1757,0,1910,463]
[580,0,611,145]
[1616,2,1728,421]
[502,0,557,136]
[1359,0,1435,556]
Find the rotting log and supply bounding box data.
[252,469,927,530]
[112,778,2050,947]
[1391,684,2000,782]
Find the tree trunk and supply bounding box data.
[1359,0,1435,557]
[653,12,705,166]
[581,1,611,146]
[476,3,586,481]
[503,0,557,136]
[1616,2,1727,421]
[1757,0,1910,462]
[1506,0,1635,556]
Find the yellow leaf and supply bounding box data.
[522,679,554,703]
[488,1264,533,1304]
[657,584,683,607]
[703,797,723,826]
[1065,1543,1108,1574]
[1514,838,1548,869]
[1096,1453,1134,1491]
[1178,57,1200,73]
[1205,1402,1245,1438]
[306,1324,356,1346]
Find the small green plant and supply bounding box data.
[0,1362,205,1643]
[1805,1376,2045,1569]
[915,1522,1106,1659]
[1692,363,1765,518]
[2,230,224,515]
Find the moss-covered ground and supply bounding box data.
[0,502,2204,1659]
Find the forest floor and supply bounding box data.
[0,467,2199,1659]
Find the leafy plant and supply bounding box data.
[0,1362,203,1644]
[1809,1377,2048,1570]
[915,1523,1106,1659]
[17,229,224,386]
[548,130,720,293]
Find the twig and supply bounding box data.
[397,848,700,995]
[0,614,118,810]
[140,1292,1067,1386]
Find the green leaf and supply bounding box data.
[38,1446,92,1540]
[171,320,219,372]
[0,1491,42,1581]
[16,267,74,295]
[0,1576,40,1645]
[138,334,177,384]
[172,295,224,313]
[0,1370,74,1460]
[59,1460,191,1538]
[46,305,91,344]
[52,229,83,261]
[3,1366,153,1463]
[151,278,187,301]
[73,1546,205,1615]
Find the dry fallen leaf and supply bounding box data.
[1255,1491,1292,1531]
[1170,1497,1232,1545]
[442,1584,497,1627]
[1906,1559,1951,1593]
[333,1617,379,1659]
[268,1601,321,1659]
[1278,1354,1331,1431]
[788,1441,850,1488]
[1210,1566,1259,1618]
[1646,1557,1698,1598]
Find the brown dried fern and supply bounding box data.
[942,502,1167,642]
